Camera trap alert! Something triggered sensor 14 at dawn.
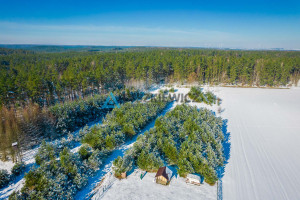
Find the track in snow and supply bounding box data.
[219,87,300,200]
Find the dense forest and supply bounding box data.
[1,48,299,106]
[113,104,226,185]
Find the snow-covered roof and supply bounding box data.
[11,142,18,147]
[187,174,200,181]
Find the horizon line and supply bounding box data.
[1,44,299,51]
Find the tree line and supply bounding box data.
[1,48,299,106]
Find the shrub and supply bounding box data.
[35,140,56,165]
[11,162,26,176]
[78,145,92,160]
[8,191,20,200]
[188,87,217,105]
[113,155,133,178]
[137,151,163,172]
[0,169,10,188]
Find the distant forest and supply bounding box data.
[1,47,299,107]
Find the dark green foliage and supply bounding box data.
[116,104,225,185]
[48,89,144,135]
[23,168,49,193]
[8,191,20,200]
[16,144,101,199]
[78,144,91,160]
[35,140,56,165]
[11,162,26,176]
[162,140,178,164]
[1,48,299,106]
[1,48,299,159]
[0,169,10,189]
[113,155,133,177]
[60,148,78,177]
[81,100,170,151]
[136,150,163,172]
[188,87,217,105]
[169,88,175,93]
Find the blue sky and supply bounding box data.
[0,0,299,49]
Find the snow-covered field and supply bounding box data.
[217,86,300,200]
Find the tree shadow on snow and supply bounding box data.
[217,119,231,179]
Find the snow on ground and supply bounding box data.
[95,169,217,200]
[0,161,14,172]
[217,87,300,200]
[0,145,39,199]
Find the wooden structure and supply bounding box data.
[120,172,127,179]
[186,174,201,186]
[12,142,22,163]
[155,166,172,185]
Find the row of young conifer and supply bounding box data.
[113,104,225,185]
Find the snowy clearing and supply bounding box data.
[94,169,217,200]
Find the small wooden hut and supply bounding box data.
[155,166,172,185]
[121,172,127,179]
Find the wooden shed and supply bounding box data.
[120,172,127,179]
[186,174,201,186]
[155,166,172,185]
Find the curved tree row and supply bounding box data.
[81,99,171,151]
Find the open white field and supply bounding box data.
[218,87,300,200]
